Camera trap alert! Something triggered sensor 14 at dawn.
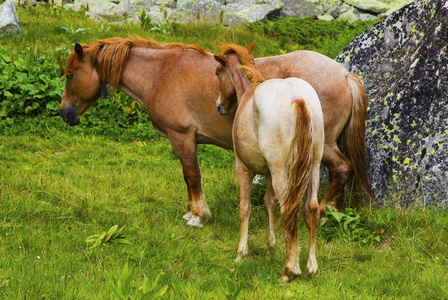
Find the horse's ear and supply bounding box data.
[214,55,226,65]
[74,43,83,58]
[246,40,256,54]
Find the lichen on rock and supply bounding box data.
[336,0,448,206]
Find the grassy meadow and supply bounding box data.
[1,3,447,299]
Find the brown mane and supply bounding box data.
[220,43,264,89]
[67,36,207,87]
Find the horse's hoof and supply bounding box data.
[281,265,301,283]
[183,211,193,221]
[306,259,319,277]
[306,266,319,278]
[186,216,203,228]
[235,256,244,263]
[267,237,277,252]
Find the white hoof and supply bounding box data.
[186,216,203,228]
[183,211,193,221]
[267,236,277,251]
[235,255,244,263]
[306,258,319,277]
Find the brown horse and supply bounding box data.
[60,37,373,227]
[214,43,324,281]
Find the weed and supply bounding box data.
[111,262,134,300]
[222,271,243,300]
[140,273,168,300]
[85,225,132,248]
[139,11,153,30]
[319,206,387,244]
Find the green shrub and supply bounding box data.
[247,16,381,58]
[319,206,390,244]
[0,47,65,119]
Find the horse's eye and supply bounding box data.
[66,74,73,80]
[215,73,219,76]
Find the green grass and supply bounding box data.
[1,3,447,299]
[1,119,447,299]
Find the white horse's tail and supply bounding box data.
[281,99,314,232]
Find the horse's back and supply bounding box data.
[255,50,348,84]
[253,78,322,127]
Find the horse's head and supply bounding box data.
[213,41,256,116]
[60,43,102,126]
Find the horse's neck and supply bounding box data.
[116,48,170,110]
[232,66,253,105]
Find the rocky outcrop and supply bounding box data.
[336,0,448,206]
[0,0,21,39]
[281,0,412,21]
[60,0,413,25]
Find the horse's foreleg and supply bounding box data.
[235,155,255,262]
[263,175,277,251]
[167,130,211,227]
[305,164,320,277]
[320,146,352,217]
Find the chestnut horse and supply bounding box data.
[214,44,324,281]
[60,37,373,227]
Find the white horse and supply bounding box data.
[214,43,325,282]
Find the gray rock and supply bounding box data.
[343,0,393,14]
[317,13,335,21]
[223,0,283,25]
[0,0,21,39]
[174,0,224,22]
[336,0,448,207]
[281,0,334,17]
[63,0,414,24]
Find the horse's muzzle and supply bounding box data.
[216,103,229,116]
[60,106,80,126]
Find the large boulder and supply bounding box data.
[0,0,21,39]
[336,0,448,206]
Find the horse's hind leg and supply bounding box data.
[264,175,277,251]
[320,146,352,217]
[235,155,255,262]
[271,173,301,282]
[305,163,320,277]
[167,130,211,227]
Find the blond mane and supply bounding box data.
[67,36,207,87]
[220,43,264,89]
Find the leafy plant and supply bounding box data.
[139,11,153,30]
[60,25,90,34]
[319,206,383,244]
[0,47,64,119]
[222,271,243,300]
[85,225,132,248]
[140,273,168,300]
[111,262,134,300]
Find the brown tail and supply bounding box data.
[281,100,314,232]
[343,73,376,203]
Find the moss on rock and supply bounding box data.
[336,0,448,206]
